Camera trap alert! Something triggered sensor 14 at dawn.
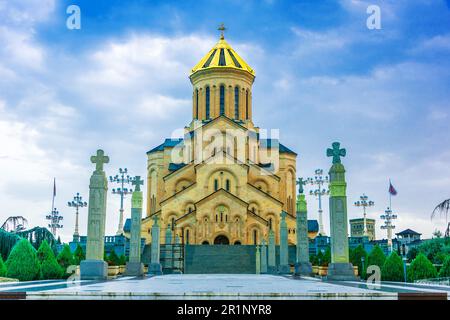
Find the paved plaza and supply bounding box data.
[1,274,449,300]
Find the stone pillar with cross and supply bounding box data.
[278,211,290,274]
[125,176,144,276]
[325,142,357,280]
[80,149,109,280]
[260,239,268,274]
[267,229,276,274]
[148,215,163,275]
[294,177,313,276]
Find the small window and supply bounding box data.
[205,86,210,119]
[195,89,199,119]
[186,229,190,244]
[220,85,225,115]
[245,90,249,119]
[234,87,239,119]
[214,179,219,191]
[225,179,230,191]
[253,229,258,245]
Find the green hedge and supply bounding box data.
[5,239,40,281]
[438,255,450,277]
[368,245,386,269]
[381,251,404,281]
[350,245,368,279]
[37,240,63,279]
[0,255,6,277]
[73,244,85,265]
[107,250,120,266]
[407,253,437,282]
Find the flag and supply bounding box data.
[388,180,397,196]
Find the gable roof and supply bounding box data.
[396,228,422,236]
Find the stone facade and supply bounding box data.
[142,35,299,246]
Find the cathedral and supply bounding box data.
[141,31,301,246]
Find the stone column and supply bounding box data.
[80,149,109,280]
[125,176,144,276]
[278,211,290,274]
[260,239,268,274]
[267,229,276,274]
[326,142,356,281]
[172,234,182,274]
[164,224,173,271]
[255,245,261,274]
[148,215,162,275]
[294,192,313,276]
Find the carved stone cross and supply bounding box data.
[132,176,144,192]
[296,177,306,194]
[90,149,109,172]
[327,142,346,164]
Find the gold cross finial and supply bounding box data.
[218,23,226,39]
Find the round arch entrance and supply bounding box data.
[213,235,229,245]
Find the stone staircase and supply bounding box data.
[184,245,256,274]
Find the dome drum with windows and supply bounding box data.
[190,25,255,125]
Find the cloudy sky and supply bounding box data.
[0,0,449,242]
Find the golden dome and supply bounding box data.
[190,37,255,76]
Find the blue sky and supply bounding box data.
[0,0,449,242]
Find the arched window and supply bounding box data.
[205,86,210,119]
[220,85,225,115]
[186,229,190,244]
[269,218,273,230]
[220,211,223,222]
[225,179,230,192]
[214,179,219,191]
[245,89,249,119]
[253,229,258,245]
[171,217,175,230]
[195,89,199,119]
[234,87,239,119]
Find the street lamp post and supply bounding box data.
[67,193,87,242]
[361,256,365,278]
[380,207,397,252]
[110,168,132,235]
[402,256,407,283]
[306,169,329,236]
[354,194,375,238]
[46,207,63,237]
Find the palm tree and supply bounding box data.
[432,199,450,238]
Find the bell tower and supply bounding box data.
[189,24,256,128]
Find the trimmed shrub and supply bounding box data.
[0,255,6,277]
[37,240,62,279]
[350,245,368,279]
[368,245,386,269]
[5,239,40,281]
[107,250,120,266]
[381,251,404,282]
[438,255,450,277]
[119,254,127,265]
[73,244,85,265]
[57,244,74,271]
[407,253,437,282]
[322,247,331,266]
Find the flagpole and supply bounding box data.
[389,178,392,210]
[51,178,56,212]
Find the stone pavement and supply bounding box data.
[0,274,448,300]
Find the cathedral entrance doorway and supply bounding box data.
[213,235,229,245]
